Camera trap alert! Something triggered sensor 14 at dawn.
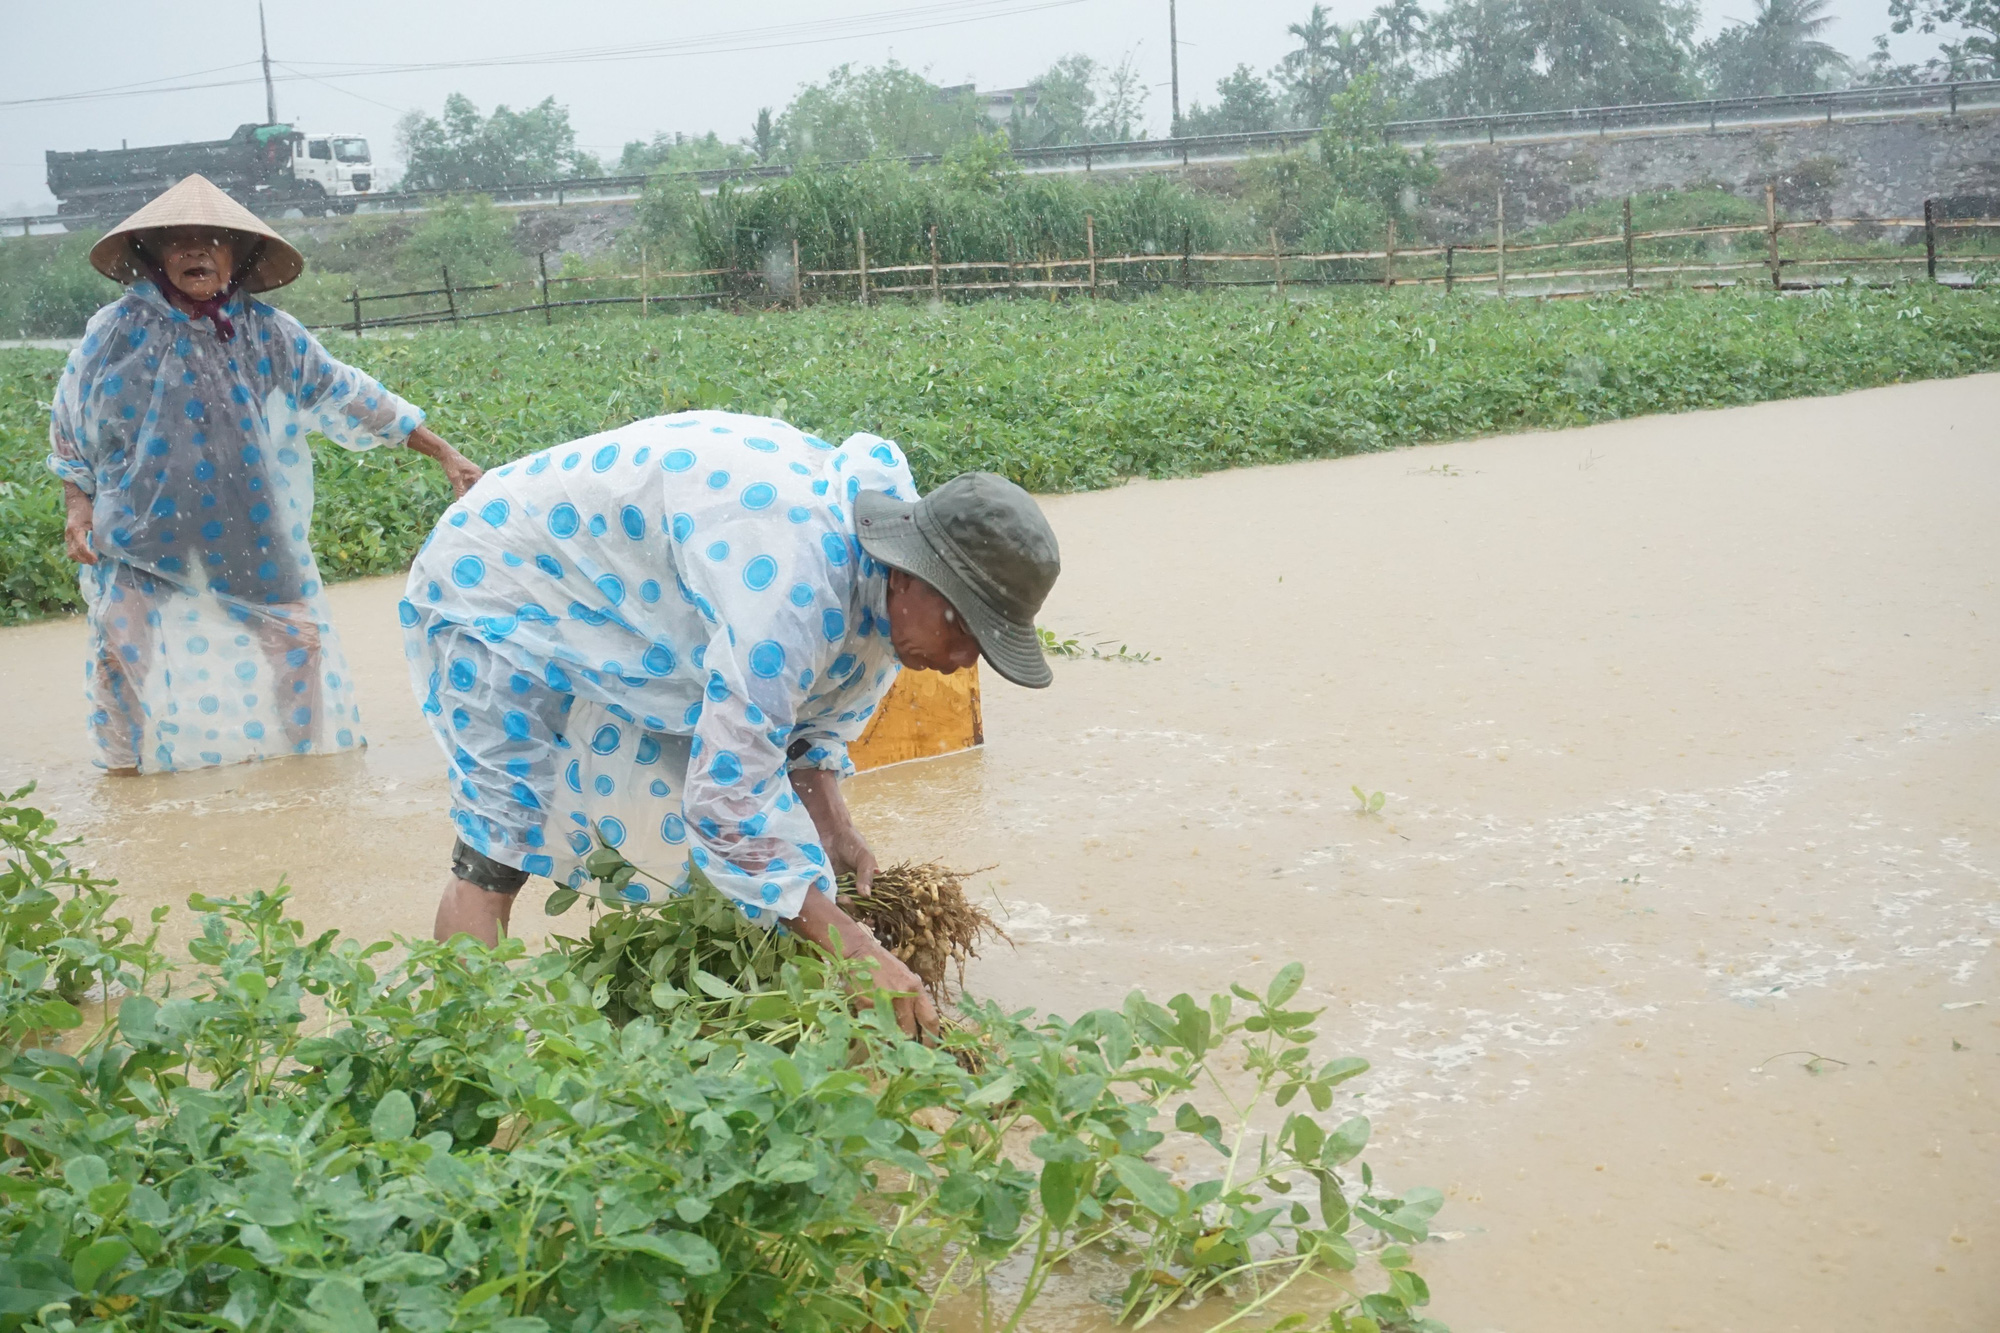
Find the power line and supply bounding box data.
[4,60,263,105]
[271,62,408,116]
[1,0,1094,109]
[281,0,1085,73]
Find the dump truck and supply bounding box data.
[46,123,375,219]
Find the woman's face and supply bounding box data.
[147,227,237,301]
[885,569,982,674]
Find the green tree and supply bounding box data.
[750,107,778,161]
[1182,65,1281,135]
[1702,0,1850,96]
[395,93,591,189]
[1319,73,1437,216]
[618,131,754,175]
[1009,54,1151,146]
[1095,54,1151,140]
[1886,0,2000,75]
[1012,55,1096,145]
[1277,5,1378,124]
[1241,73,1436,247]
[1419,0,1701,115]
[774,62,988,161]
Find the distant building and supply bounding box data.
[935,84,1039,126]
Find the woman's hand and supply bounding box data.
[438,449,484,499]
[790,767,877,894]
[62,483,96,565]
[867,944,940,1039]
[406,425,484,498]
[821,824,879,896]
[786,887,939,1039]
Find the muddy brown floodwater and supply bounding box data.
[3,376,1997,1331]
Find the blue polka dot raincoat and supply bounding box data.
[402,410,916,925]
[47,280,425,772]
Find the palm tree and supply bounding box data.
[1279,4,1389,124]
[1372,0,1428,57]
[1704,0,1851,97]
[1278,5,1343,124]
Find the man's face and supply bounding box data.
[148,227,237,301]
[885,570,982,674]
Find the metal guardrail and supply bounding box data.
[12,77,2000,235]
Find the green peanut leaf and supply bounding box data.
[70,1236,133,1294]
[1039,1161,1082,1227]
[1110,1155,1181,1218]
[371,1089,417,1141]
[607,1231,721,1275]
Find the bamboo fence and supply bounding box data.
[319,197,1998,336]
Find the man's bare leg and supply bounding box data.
[433,875,514,946]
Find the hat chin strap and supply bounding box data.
[131,237,262,343]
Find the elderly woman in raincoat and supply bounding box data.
[402,411,1062,1036]
[48,174,481,775]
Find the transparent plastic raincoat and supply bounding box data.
[401,411,916,923]
[48,280,424,773]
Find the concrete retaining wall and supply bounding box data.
[1421,111,2000,237]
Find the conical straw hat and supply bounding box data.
[89,174,304,292]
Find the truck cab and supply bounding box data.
[288,132,373,204]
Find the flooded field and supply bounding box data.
[2,375,1996,1331]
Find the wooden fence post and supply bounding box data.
[1925,198,1938,282]
[1764,183,1781,290]
[1383,215,1397,288]
[443,266,459,324]
[350,286,363,338]
[539,252,553,324]
[640,245,649,317]
[1445,245,1455,294]
[1008,236,1020,297]
[930,225,942,300]
[1623,196,1635,291]
[792,236,804,309]
[1271,229,1284,297]
[1181,224,1192,291]
[1495,190,1507,298]
[857,229,870,306]
[1086,214,1098,298]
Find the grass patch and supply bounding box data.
[4,284,1997,624]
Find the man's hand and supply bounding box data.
[406,424,484,498]
[790,766,877,893]
[62,482,96,565]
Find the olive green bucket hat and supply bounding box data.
[855,472,1061,689]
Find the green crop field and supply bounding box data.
[5,284,1998,624]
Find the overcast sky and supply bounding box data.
[0,0,1952,213]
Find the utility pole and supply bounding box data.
[1168,0,1181,136]
[259,2,277,125]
